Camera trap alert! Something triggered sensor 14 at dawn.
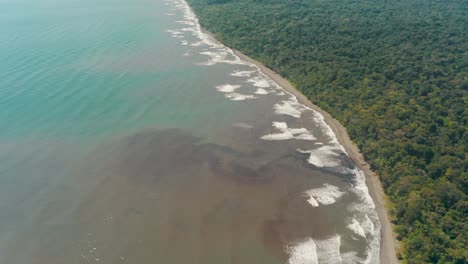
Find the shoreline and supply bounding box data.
[190,1,399,260]
[232,49,400,264]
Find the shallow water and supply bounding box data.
[0,0,380,263]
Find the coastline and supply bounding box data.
[232,49,400,264]
[189,2,399,260]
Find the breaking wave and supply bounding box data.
[261,122,316,141]
[287,235,343,264]
[303,184,345,207]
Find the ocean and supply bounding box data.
[0,0,381,263]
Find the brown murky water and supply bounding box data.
[5,128,361,264]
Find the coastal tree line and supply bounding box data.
[187,0,468,263]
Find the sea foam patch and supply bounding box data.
[341,251,366,264]
[198,50,246,66]
[216,84,241,93]
[261,122,315,141]
[180,27,196,33]
[347,169,381,264]
[311,111,346,147]
[231,70,255,77]
[167,0,225,51]
[361,214,375,237]
[287,235,342,264]
[224,93,256,101]
[304,184,345,207]
[215,84,257,102]
[274,99,304,118]
[348,218,366,238]
[176,20,195,26]
[287,238,318,264]
[247,76,271,88]
[316,235,342,264]
[190,41,203,47]
[166,29,183,38]
[254,88,269,95]
[297,145,344,168]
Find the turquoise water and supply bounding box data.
[0,0,238,139]
[0,0,245,261]
[0,0,381,263]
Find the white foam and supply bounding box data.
[262,133,294,140]
[247,76,271,88]
[288,128,312,135]
[176,20,195,26]
[287,235,342,264]
[311,111,346,148]
[224,93,256,101]
[272,122,287,130]
[304,184,345,207]
[316,235,342,264]
[274,100,303,118]
[261,122,316,141]
[254,88,269,95]
[167,0,265,67]
[348,218,366,238]
[361,214,375,236]
[216,84,241,93]
[298,145,344,168]
[168,0,224,49]
[167,0,247,65]
[180,27,196,32]
[231,70,255,77]
[306,196,319,207]
[199,50,245,66]
[341,251,365,264]
[346,168,381,264]
[198,50,226,65]
[352,169,376,211]
[166,29,183,38]
[287,238,318,264]
[190,41,203,47]
[294,133,316,140]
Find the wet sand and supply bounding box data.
[231,49,400,264]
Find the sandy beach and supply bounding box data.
[231,49,400,264]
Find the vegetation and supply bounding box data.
[187,0,467,263]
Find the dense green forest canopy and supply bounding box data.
[187,0,468,263]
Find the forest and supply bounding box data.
[187,0,467,263]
